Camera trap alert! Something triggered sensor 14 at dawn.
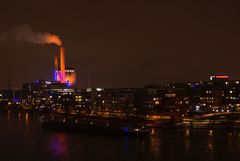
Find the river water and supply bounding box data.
[0,110,240,161]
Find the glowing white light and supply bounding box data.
[96,88,104,91]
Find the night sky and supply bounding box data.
[1,0,240,89]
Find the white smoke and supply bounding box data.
[0,24,62,46]
[14,24,62,46]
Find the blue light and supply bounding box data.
[66,81,70,87]
[123,127,129,133]
[13,98,20,102]
[54,71,57,81]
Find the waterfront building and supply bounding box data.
[3,75,240,117]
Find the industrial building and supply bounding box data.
[54,47,76,87]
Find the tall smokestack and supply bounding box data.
[54,56,59,81]
[60,47,66,83]
[54,57,58,71]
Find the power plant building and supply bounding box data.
[54,47,76,87]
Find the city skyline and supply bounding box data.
[1,1,240,161]
[1,0,240,89]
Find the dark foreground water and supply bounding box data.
[1,111,240,161]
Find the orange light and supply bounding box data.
[60,47,66,83]
[215,76,229,79]
[46,35,62,46]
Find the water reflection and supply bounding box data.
[151,128,155,135]
[25,113,29,128]
[124,136,129,155]
[184,129,191,155]
[149,130,161,160]
[2,111,240,161]
[185,129,190,137]
[18,112,21,121]
[207,141,213,151]
[207,137,215,161]
[226,131,234,153]
[50,133,69,159]
[7,110,10,120]
[209,130,213,137]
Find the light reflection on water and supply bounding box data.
[7,110,10,120]
[184,129,191,155]
[18,112,21,121]
[1,111,240,161]
[149,134,161,160]
[124,136,129,155]
[25,113,29,128]
[50,133,69,159]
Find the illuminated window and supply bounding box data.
[165,93,176,97]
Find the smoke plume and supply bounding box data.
[14,24,62,46]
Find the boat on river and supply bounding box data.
[179,112,240,129]
[41,115,150,136]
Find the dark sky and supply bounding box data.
[1,0,240,89]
